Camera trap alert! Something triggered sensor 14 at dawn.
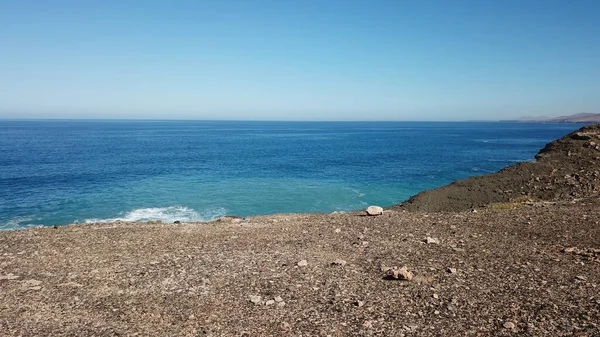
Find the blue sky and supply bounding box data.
[0,0,598,121]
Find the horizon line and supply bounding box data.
[0,117,513,123]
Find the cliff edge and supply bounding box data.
[392,124,600,212]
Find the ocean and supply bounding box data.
[0,120,586,230]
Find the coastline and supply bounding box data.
[1,124,599,335]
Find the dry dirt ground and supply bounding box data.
[1,198,599,336]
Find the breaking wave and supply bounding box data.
[1,216,41,231]
[84,206,227,224]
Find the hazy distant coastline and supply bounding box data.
[506,112,600,123]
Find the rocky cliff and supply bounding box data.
[392,124,600,212]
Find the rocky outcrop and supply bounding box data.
[391,124,600,212]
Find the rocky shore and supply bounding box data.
[1,125,599,336]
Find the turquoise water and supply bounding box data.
[0,120,586,230]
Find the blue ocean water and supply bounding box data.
[0,120,586,230]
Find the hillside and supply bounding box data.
[509,113,600,123]
[392,124,600,212]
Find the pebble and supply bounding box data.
[23,279,42,287]
[433,294,439,299]
[274,296,283,302]
[331,259,347,266]
[0,273,19,280]
[335,228,341,233]
[503,321,516,329]
[383,266,414,281]
[265,300,275,306]
[297,260,308,267]
[425,237,440,244]
[248,295,262,305]
[447,267,457,274]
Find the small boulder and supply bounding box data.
[425,237,440,244]
[365,206,384,216]
[382,265,414,280]
[248,295,262,305]
[297,260,308,267]
[503,321,516,329]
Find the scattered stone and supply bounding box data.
[447,267,457,274]
[331,259,347,266]
[562,247,600,261]
[58,282,83,287]
[503,321,516,329]
[355,300,365,307]
[248,295,262,305]
[433,294,439,299]
[335,228,341,233]
[265,300,275,306]
[297,260,308,267]
[23,279,42,287]
[365,206,384,216]
[277,301,286,307]
[274,296,283,302]
[425,237,440,244]
[575,275,586,281]
[0,273,19,280]
[382,266,414,281]
[173,220,181,224]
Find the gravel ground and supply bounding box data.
[1,199,599,336]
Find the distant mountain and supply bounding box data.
[507,113,600,123]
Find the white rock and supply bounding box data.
[297,260,308,267]
[274,296,283,302]
[265,300,275,305]
[365,206,384,216]
[248,295,262,305]
[503,321,516,329]
[425,237,440,244]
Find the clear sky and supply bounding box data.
[0,0,598,121]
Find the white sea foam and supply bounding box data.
[84,206,227,224]
[1,216,40,231]
[345,187,366,197]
